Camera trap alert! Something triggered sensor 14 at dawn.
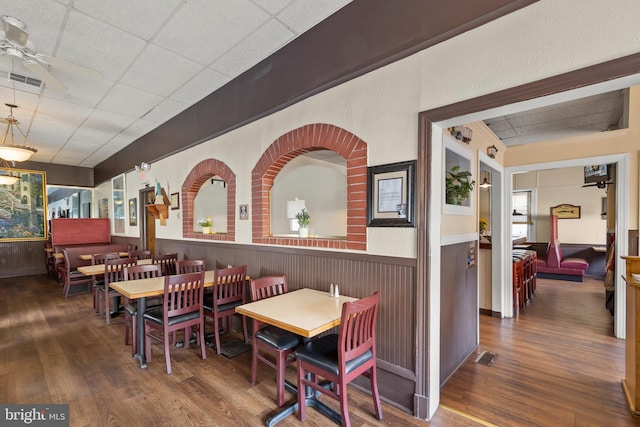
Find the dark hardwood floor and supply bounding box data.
[2,274,637,426]
[440,276,640,426]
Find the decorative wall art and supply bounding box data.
[550,204,581,219]
[0,169,47,241]
[129,198,137,226]
[366,160,415,227]
[171,192,180,210]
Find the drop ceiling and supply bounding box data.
[483,89,626,146]
[0,0,351,168]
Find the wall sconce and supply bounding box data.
[450,126,473,143]
[286,198,306,231]
[487,145,498,159]
[135,162,151,185]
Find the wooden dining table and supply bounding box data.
[77,258,153,276]
[108,270,217,368]
[236,288,357,426]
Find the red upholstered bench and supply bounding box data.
[536,240,588,282]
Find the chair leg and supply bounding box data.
[241,314,248,343]
[369,367,383,421]
[297,362,307,422]
[276,350,286,407]
[214,316,222,355]
[338,381,350,427]
[251,339,259,385]
[104,292,111,325]
[198,322,207,361]
[164,328,172,375]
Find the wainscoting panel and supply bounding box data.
[0,241,47,278]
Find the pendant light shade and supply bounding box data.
[0,103,37,162]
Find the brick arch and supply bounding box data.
[182,158,236,241]
[252,123,367,250]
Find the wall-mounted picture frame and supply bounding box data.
[129,198,137,226]
[170,192,180,210]
[366,160,415,227]
[0,168,47,241]
[443,133,475,215]
[239,204,248,220]
[551,203,581,219]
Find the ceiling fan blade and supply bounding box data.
[36,54,102,81]
[22,60,66,91]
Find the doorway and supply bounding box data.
[139,187,156,253]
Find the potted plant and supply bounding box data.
[198,217,212,234]
[295,208,311,238]
[446,165,475,205]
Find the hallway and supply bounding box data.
[439,276,638,426]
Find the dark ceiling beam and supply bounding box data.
[94,0,537,184]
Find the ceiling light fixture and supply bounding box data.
[0,103,37,162]
[479,176,491,189]
[0,159,20,185]
[487,145,498,159]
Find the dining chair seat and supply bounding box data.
[143,308,201,326]
[295,334,374,375]
[203,297,243,313]
[255,326,301,351]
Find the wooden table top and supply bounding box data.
[236,288,357,338]
[77,258,153,276]
[109,270,217,299]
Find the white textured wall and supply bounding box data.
[116,0,640,258]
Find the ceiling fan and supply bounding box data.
[0,15,102,91]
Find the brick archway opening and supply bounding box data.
[252,123,367,250]
[182,158,236,241]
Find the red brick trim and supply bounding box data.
[182,159,236,241]
[252,123,367,251]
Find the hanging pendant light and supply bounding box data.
[0,103,37,162]
[0,159,20,185]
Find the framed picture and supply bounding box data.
[0,168,47,241]
[98,198,109,218]
[170,192,180,210]
[366,160,415,227]
[129,198,137,226]
[551,204,581,219]
[239,204,248,220]
[443,133,475,215]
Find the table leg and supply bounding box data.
[265,379,342,426]
[133,296,147,368]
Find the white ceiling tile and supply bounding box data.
[119,44,203,97]
[55,11,147,82]
[36,98,94,125]
[98,84,163,118]
[67,127,118,147]
[73,0,183,40]
[277,0,352,33]
[122,119,159,138]
[44,76,114,108]
[29,116,78,141]
[251,0,293,15]
[82,109,137,134]
[154,0,269,65]
[142,98,189,124]
[212,20,294,77]
[171,68,230,105]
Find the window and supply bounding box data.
[512,190,532,239]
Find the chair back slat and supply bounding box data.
[339,291,380,364]
[164,271,205,318]
[129,249,152,260]
[124,264,161,280]
[152,253,178,276]
[176,259,205,274]
[104,257,138,285]
[91,252,120,265]
[250,275,287,302]
[214,265,247,305]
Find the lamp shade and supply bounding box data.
[0,171,19,185]
[286,198,306,218]
[0,145,35,162]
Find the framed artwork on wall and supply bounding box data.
[0,169,47,241]
[366,160,415,227]
[550,204,581,219]
[170,192,180,210]
[129,198,137,226]
[239,204,248,220]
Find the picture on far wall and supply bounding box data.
[129,198,137,226]
[239,204,248,220]
[99,198,109,218]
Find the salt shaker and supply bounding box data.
[329,283,335,297]
[334,284,339,298]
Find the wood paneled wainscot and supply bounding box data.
[621,255,640,418]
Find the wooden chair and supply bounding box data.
[249,275,302,407]
[123,264,162,356]
[152,253,178,276]
[129,249,152,260]
[203,265,248,354]
[143,271,207,375]
[61,249,93,298]
[97,257,137,325]
[295,291,382,427]
[176,259,205,273]
[91,252,121,314]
